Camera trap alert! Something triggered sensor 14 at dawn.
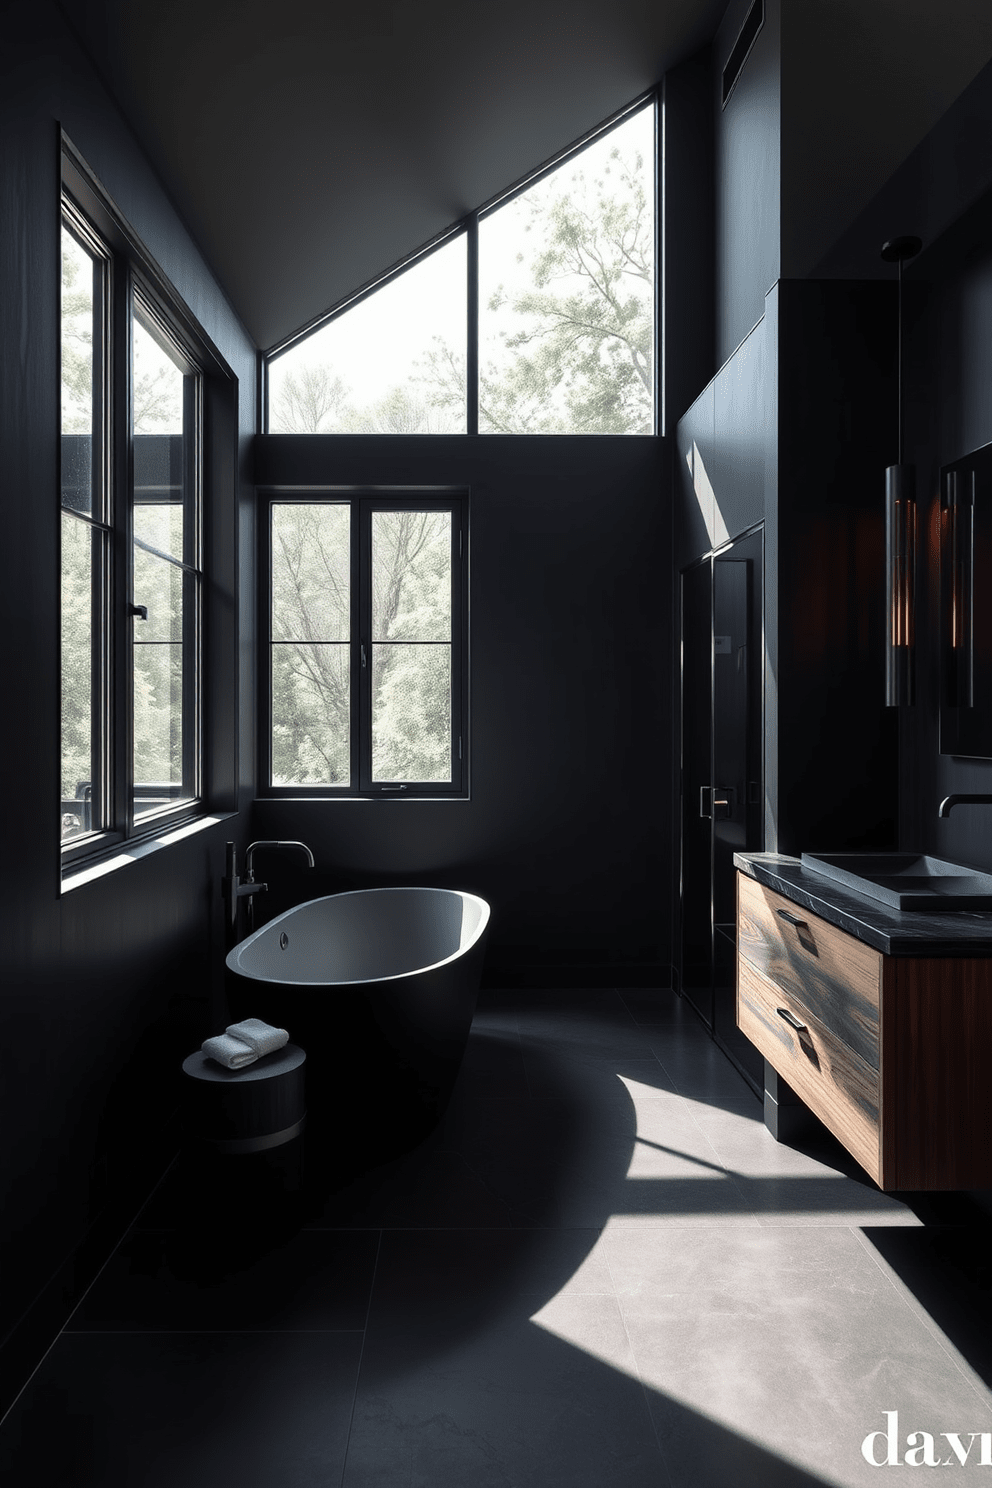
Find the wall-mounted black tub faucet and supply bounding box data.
[938,795,992,817]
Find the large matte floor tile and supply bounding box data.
[0,1330,363,1488]
[67,1227,379,1332]
[684,1100,923,1226]
[304,1137,527,1228]
[605,1222,992,1487]
[647,1033,760,1102]
[518,1048,676,1100]
[343,1230,666,1487]
[439,1094,639,1227]
[557,1096,757,1227]
[857,1224,992,1392]
[365,1228,616,1330]
[451,1029,531,1100]
[624,993,710,1029]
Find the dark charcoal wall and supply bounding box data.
[714,0,781,367]
[252,434,669,986]
[902,195,992,867]
[770,280,897,856]
[663,44,716,430]
[0,6,255,1406]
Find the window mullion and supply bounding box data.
[181,373,199,803]
[467,214,479,437]
[111,265,132,838]
[357,499,371,792]
[451,504,464,791]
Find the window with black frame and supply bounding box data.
[60,145,205,867]
[266,496,467,796]
[265,95,656,437]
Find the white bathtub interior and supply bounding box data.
[228,887,490,985]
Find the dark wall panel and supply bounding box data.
[252,434,669,984]
[714,0,781,365]
[0,5,254,1404]
[903,207,992,867]
[663,44,716,431]
[675,382,716,567]
[773,280,897,856]
[712,314,765,541]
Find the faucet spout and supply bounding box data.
[938,794,992,817]
[244,839,316,878]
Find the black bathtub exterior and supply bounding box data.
[225,890,490,1159]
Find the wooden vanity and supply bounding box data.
[736,856,992,1190]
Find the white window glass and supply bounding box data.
[270,504,351,786]
[478,105,655,433]
[268,235,467,433]
[371,511,452,783]
[131,308,199,823]
[60,221,106,843]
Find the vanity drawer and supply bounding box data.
[737,957,881,1183]
[737,873,881,1067]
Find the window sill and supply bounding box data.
[61,812,236,894]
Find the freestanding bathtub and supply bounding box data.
[225,887,491,1155]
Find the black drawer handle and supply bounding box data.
[776,1007,808,1033]
[776,908,808,929]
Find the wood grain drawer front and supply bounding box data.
[737,874,881,1068]
[738,958,881,1184]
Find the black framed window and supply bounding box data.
[60,141,209,870]
[264,494,468,797]
[264,92,657,437]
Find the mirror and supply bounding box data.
[940,441,992,756]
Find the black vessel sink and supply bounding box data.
[800,853,992,911]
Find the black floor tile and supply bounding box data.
[343,1229,666,1487]
[342,1321,667,1487]
[0,1331,363,1488]
[67,1227,379,1332]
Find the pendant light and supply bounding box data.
[882,233,922,707]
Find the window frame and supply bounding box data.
[260,490,469,800]
[60,139,226,874]
[260,89,659,437]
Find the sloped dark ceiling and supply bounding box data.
[58,0,724,349]
[57,0,992,350]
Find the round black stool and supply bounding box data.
[181,1043,306,1153]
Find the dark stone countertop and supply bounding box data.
[735,852,992,957]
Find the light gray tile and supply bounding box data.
[681,1098,923,1227]
[854,1225,992,1404]
[519,1048,677,1098]
[647,1035,758,1102]
[345,1233,666,1488]
[605,1223,992,1487]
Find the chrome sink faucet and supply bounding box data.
[938,795,992,817]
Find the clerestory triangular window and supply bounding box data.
[265,96,656,436]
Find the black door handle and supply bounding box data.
[776,1007,808,1033]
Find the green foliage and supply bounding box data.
[272,370,459,434]
[420,140,654,433]
[60,514,94,831]
[269,506,453,786]
[272,364,351,433]
[61,230,94,434]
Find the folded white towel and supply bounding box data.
[225,1017,289,1059]
[202,1032,257,1070]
